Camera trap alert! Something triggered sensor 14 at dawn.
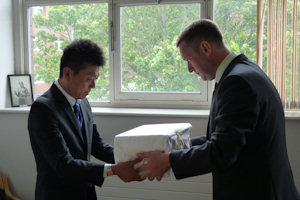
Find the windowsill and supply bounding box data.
[0,107,300,119]
[285,110,300,119]
[0,106,209,118]
[0,107,31,114]
[91,107,209,117]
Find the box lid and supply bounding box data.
[115,123,192,137]
[114,123,192,163]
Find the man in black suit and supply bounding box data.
[137,19,300,200]
[28,39,142,200]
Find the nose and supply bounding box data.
[90,80,96,88]
[188,62,194,73]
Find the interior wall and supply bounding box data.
[1,1,299,199]
[0,0,14,108]
[0,111,299,200]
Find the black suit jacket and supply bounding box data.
[170,54,300,200]
[28,83,114,200]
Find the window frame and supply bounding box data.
[14,0,214,109]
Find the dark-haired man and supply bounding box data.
[138,19,300,200]
[28,39,142,200]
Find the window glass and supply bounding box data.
[283,0,300,108]
[120,3,201,93]
[215,0,257,62]
[29,3,109,101]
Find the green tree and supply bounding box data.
[32,1,262,101]
[33,3,109,101]
[120,4,201,92]
[215,0,257,62]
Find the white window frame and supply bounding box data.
[13,0,214,109]
[111,0,213,109]
[31,6,43,15]
[55,39,63,52]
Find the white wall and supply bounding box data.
[0,1,299,199]
[0,0,14,108]
[0,110,299,200]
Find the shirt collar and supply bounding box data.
[215,52,237,83]
[54,80,81,107]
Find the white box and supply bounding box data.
[114,123,192,163]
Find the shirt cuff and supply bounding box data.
[103,164,113,178]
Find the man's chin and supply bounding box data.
[81,92,90,99]
[199,75,207,81]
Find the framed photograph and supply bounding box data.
[7,74,34,107]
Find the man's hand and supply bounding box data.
[189,138,192,147]
[112,159,144,182]
[137,151,171,181]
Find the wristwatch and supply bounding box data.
[106,164,114,176]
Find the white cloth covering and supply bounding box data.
[114,123,192,163]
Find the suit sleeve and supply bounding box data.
[170,75,259,179]
[91,124,115,164]
[28,102,106,186]
[191,135,207,146]
[81,99,115,164]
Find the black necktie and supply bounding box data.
[73,100,83,129]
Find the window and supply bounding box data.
[16,0,298,109]
[31,6,43,15]
[215,0,300,110]
[113,1,208,106]
[18,0,210,108]
[28,3,110,101]
[258,0,300,110]
[55,39,62,52]
[32,36,39,51]
[215,0,257,63]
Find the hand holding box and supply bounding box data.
[114,123,192,178]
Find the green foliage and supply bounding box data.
[122,38,200,92]
[215,0,257,62]
[120,4,201,92]
[32,4,109,101]
[32,1,275,102]
[32,3,202,101]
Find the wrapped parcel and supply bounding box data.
[114,123,192,163]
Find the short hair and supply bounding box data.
[59,39,105,77]
[176,19,224,51]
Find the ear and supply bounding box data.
[200,41,212,56]
[63,67,73,80]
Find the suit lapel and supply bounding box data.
[207,95,217,139]
[64,105,85,143]
[79,101,91,158]
[50,83,85,144]
[207,54,248,138]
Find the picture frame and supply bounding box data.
[7,74,34,107]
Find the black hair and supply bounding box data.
[59,39,105,77]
